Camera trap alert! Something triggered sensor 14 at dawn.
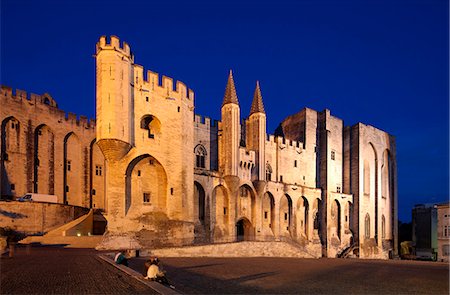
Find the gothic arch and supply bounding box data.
[194,144,207,169]
[331,199,341,240]
[262,191,275,234]
[212,185,230,241]
[365,213,371,239]
[34,124,55,195]
[1,116,22,198]
[297,196,309,238]
[125,154,167,215]
[265,162,273,181]
[280,194,293,235]
[64,132,82,206]
[194,181,206,223]
[237,184,256,224]
[236,217,253,241]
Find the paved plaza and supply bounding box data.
[0,246,156,294]
[0,245,448,294]
[129,256,449,294]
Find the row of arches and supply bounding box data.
[362,142,394,243]
[1,116,104,208]
[193,181,354,244]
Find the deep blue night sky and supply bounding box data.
[1,0,448,222]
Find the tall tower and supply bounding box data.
[247,81,266,181]
[220,70,240,176]
[95,35,134,161]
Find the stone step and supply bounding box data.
[144,241,320,258]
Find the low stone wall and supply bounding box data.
[0,201,90,235]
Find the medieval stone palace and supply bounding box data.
[0,35,398,258]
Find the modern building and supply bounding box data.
[437,202,449,262]
[412,203,438,260]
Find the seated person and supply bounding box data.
[114,250,128,266]
[144,256,174,288]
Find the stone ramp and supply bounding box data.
[19,209,104,248]
[145,241,319,258]
[20,235,104,248]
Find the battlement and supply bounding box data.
[134,65,194,101]
[194,114,219,127]
[1,85,95,129]
[96,35,133,60]
[266,134,303,150]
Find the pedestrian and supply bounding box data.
[114,250,128,266]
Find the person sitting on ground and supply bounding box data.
[114,250,128,266]
[144,256,174,288]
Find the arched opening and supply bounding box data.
[236,217,253,241]
[345,201,353,230]
[1,116,22,199]
[125,154,167,215]
[140,115,161,139]
[331,199,341,240]
[194,144,207,169]
[212,185,229,241]
[262,192,275,235]
[194,181,206,223]
[297,196,309,239]
[369,143,378,242]
[34,124,55,195]
[280,194,293,236]
[64,132,82,206]
[363,159,370,197]
[265,163,272,181]
[237,184,256,224]
[381,215,386,240]
[90,140,105,210]
[365,213,370,239]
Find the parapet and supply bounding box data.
[265,134,302,150]
[1,85,95,129]
[96,35,133,60]
[134,64,194,101]
[194,114,219,128]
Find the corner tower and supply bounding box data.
[246,81,266,181]
[219,70,240,176]
[95,35,134,161]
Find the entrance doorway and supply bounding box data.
[236,218,252,241]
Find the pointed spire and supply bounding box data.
[250,81,265,115]
[222,70,239,106]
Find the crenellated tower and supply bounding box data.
[95,35,134,161]
[219,70,240,176]
[246,81,266,181]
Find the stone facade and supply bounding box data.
[0,87,106,209]
[0,35,398,258]
[436,203,449,262]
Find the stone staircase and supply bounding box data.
[143,241,320,258]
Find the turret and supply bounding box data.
[219,70,240,176]
[95,35,134,161]
[246,81,266,181]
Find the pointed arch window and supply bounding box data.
[365,214,370,238]
[266,163,272,181]
[194,145,207,169]
[381,215,386,239]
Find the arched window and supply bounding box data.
[266,163,272,181]
[381,215,386,239]
[140,115,161,139]
[365,214,370,238]
[194,145,207,168]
